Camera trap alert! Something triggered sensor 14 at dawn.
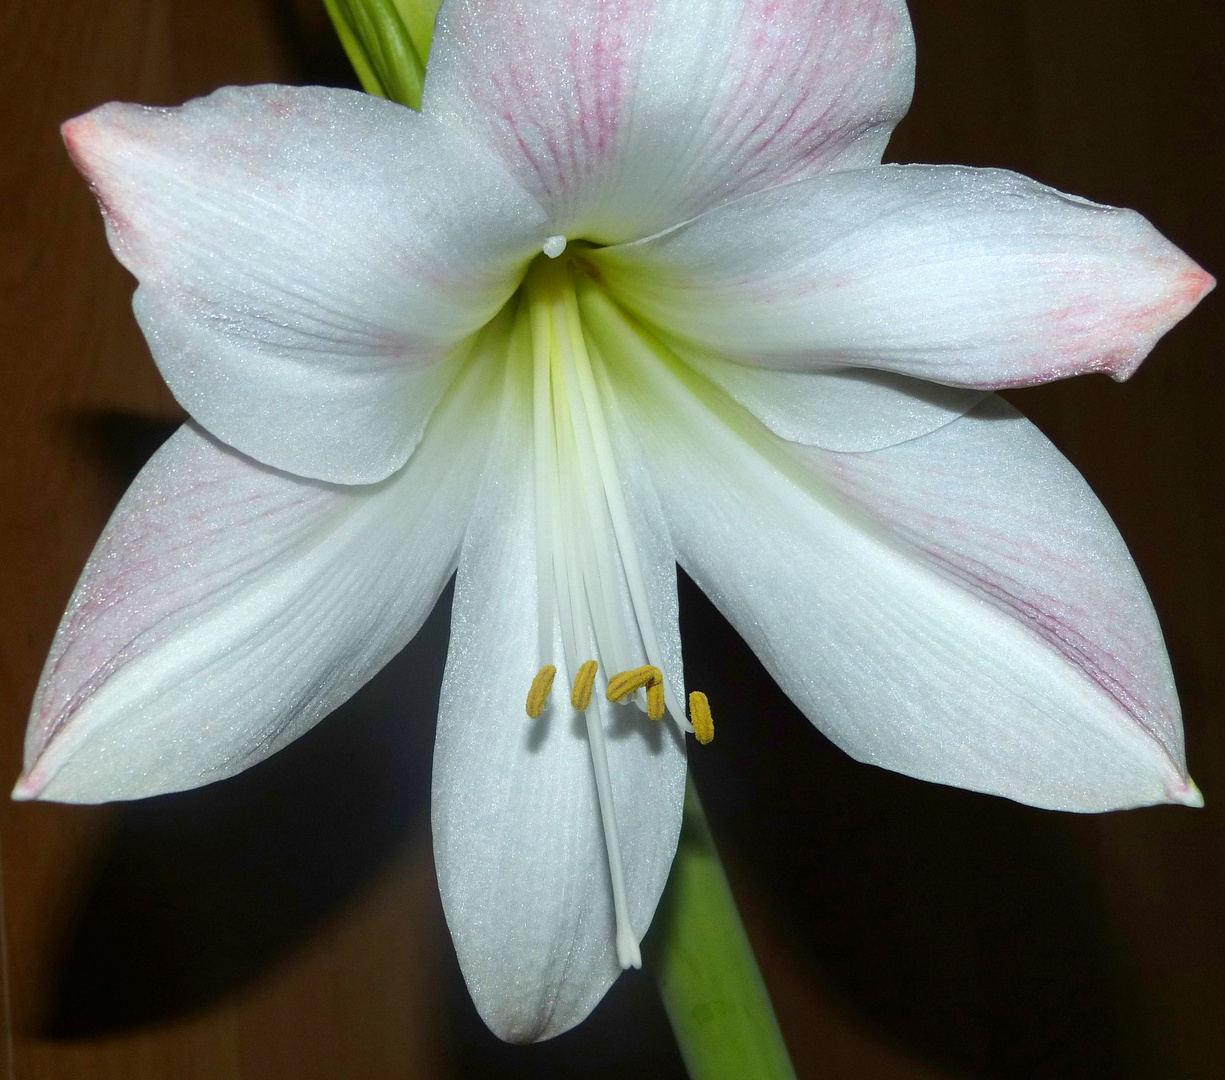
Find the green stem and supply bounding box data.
[651,776,798,1080]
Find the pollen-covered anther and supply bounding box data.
[606,665,663,703]
[525,664,557,719]
[571,660,599,711]
[646,681,665,721]
[689,691,714,745]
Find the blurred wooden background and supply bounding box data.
[1,0,1222,1076]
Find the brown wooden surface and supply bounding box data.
[1,1,1222,1077]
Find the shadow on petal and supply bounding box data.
[65,409,184,500]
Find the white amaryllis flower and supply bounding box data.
[19,0,1211,1043]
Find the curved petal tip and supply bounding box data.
[1181,267,1217,305]
[1168,777,1204,809]
[1108,263,1215,382]
[11,767,49,803]
[60,111,94,154]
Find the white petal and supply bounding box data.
[17,353,502,803]
[804,395,1187,775]
[64,85,546,483]
[433,355,686,1043]
[660,340,986,449]
[579,287,1196,812]
[426,0,914,242]
[594,165,1214,388]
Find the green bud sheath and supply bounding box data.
[323,0,441,109]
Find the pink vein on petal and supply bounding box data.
[453,0,650,204]
[701,0,905,197]
[819,447,1185,767]
[26,436,348,768]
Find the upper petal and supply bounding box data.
[426,0,914,242]
[17,348,503,803]
[433,329,686,1042]
[64,85,546,483]
[594,164,1214,388]
[579,286,1197,812]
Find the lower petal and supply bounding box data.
[807,394,1187,774]
[432,351,686,1042]
[18,353,501,803]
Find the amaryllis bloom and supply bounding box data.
[19,0,1211,1043]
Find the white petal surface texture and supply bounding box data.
[595,165,1214,388]
[18,352,502,803]
[433,341,686,1043]
[579,286,1197,812]
[63,85,547,484]
[806,396,1188,784]
[660,342,987,449]
[427,0,914,243]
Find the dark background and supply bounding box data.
[2,1,1222,1077]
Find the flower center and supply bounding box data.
[515,252,712,969]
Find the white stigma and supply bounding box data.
[542,234,567,259]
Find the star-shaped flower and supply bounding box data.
[19,0,1211,1043]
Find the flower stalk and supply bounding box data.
[652,778,798,1080]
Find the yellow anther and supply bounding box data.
[689,691,714,745]
[526,665,557,719]
[571,660,599,711]
[646,681,665,721]
[606,664,662,703]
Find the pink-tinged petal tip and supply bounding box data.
[1181,267,1216,306]
[1106,262,1216,382]
[60,110,106,180]
[12,770,47,802]
[61,115,98,194]
[1168,777,1204,808]
[59,112,88,147]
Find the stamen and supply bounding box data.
[523,257,673,973]
[559,285,681,720]
[646,681,665,721]
[606,664,662,703]
[689,691,714,745]
[525,665,557,719]
[571,659,599,711]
